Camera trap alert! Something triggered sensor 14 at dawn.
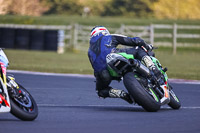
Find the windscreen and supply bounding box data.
[0,49,9,68]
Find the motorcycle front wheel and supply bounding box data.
[168,85,181,109]
[9,84,38,121]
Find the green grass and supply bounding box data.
[5,49,92,74]
[4,47,200,80]
[155,47,200,80]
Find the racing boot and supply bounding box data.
[142,55,162,80]
[109,88,133,104]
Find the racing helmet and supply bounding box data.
[90,26,110,37]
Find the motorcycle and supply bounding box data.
[106,46,181,112]
[0,48,38,120]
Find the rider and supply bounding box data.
[88,26,161,104]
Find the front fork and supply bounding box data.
[7,76,19,89]
[7,76,22,100]
[150,58,170,105]
[153,78,170,105]
[159,84,170,105]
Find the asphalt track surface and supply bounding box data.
[0,71,200,133]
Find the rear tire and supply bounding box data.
[9,84,38,121]
[123,72,161,112]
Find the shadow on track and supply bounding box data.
[39,104,173,112]
[69,106,173,112]
[76,106,145,112]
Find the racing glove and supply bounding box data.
[132,37,153,51]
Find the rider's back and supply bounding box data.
[88,33,114,73]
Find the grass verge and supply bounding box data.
[4,47,200,80]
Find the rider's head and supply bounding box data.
[90,26,110,38]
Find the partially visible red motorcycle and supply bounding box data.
[0,48,38,121]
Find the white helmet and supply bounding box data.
[90,26,110,37]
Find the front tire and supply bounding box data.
[9,84,38,121]
[123,72,161,112]
[168,85,181,109]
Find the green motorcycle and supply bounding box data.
[106,47,181,112]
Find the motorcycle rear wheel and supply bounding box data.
[9,84,38,121]
[123,72,161,112]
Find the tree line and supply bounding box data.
[0,0,200,19]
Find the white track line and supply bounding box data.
[7,70,94,78]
